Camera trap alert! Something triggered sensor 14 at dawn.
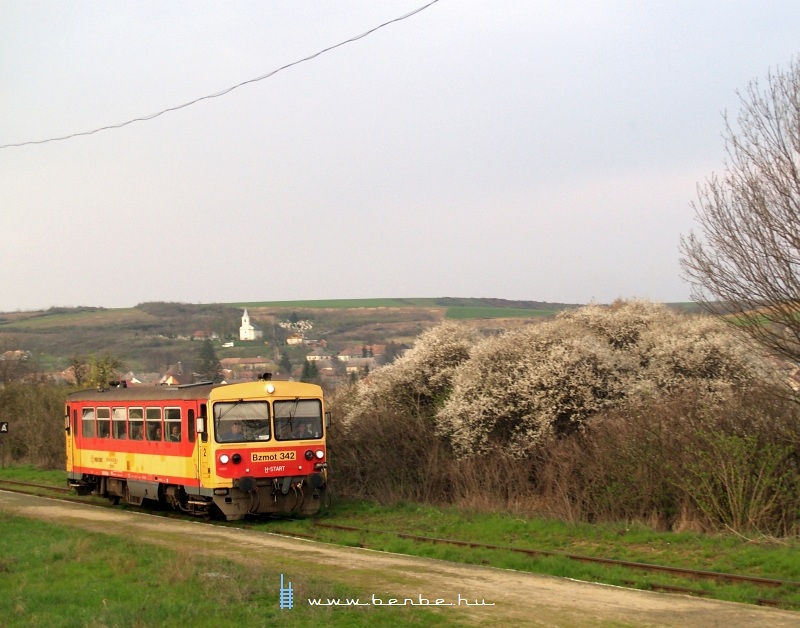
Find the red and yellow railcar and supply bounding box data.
[65,379,328,520]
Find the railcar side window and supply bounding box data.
[214,401,270,443]
[112,407,127,439]
[274,399,323,441]
[129,407,144,440]
[165,407,181,442]
[97,407,111,438]
[146,407,162,441]
[188,409,196,443]
[82,407,96,438]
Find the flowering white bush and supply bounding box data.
[558,299,670,350]
[631,314,768,396]
[436,318,637,457]
[339,321,477,429]
[336,300,779,458]
[438,301,777,457]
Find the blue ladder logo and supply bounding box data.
[279,574,294,610]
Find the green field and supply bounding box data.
[444,307,556,319]
[230,297,569,311]
[231,298,426,309]
[0,308,149,330]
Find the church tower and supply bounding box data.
[239,308,255,341]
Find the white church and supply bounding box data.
[239,308,264,341]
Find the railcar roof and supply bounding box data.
[66,380,324,403]
[66,384,217,402]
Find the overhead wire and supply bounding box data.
[1,0,440,149]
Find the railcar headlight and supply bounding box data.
[232,453,242,464]
[315,450,325,460]
[219,454,230,464]
[304,450,314,461]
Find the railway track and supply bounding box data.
[2,481,797,608]
[300,522,800,608]
[0,478,73,495]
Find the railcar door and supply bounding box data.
[198,403,211,486]
[65,405,74,473]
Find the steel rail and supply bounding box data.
[313,522,800,590]
[0,478,72,494]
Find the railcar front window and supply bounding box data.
[274,399,323,441]
[214,401,270,443]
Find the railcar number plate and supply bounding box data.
[251,451,295,462]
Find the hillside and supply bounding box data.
[0,298,701,377]
[0,298,582,375]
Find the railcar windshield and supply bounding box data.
[274,399,323,441]
[214,401,271,443]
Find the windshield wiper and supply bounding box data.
[286,397,300,429]
[215,399,243,423]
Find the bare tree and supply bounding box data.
[680,59,800,362]
[68,356,89,387]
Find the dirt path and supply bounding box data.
[2,491,798,627]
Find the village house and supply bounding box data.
[120,371,162,386]
[344,357,379,374]
[312,358,336,374]
[305,348,332,361]
[192,330,219,340]
[286,333,304,346]
[338,344,385,361]
[220,356,273,372]
[159,362,192,386]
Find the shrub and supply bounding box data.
[338,322,477,430]
[327,300,799,533]
[532,385,800,534]
[0,383,68,469]
[436,320,633,457]
[326,404,454,503]
[436,300,775,458]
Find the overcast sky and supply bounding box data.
[2,1,799,312]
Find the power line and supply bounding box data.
[1,0,441,149]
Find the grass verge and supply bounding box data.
[0,511,457,627]
[4,468,799,610]
[259,500,800,609]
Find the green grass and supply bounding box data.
[230,298,574,316]
[0,512,457,627]
[444,307,555,320]
[0,465,65,485]
[230,298,429,309]
[5,468,800,610]
[261,501,800,609]
[0,308,148,329]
